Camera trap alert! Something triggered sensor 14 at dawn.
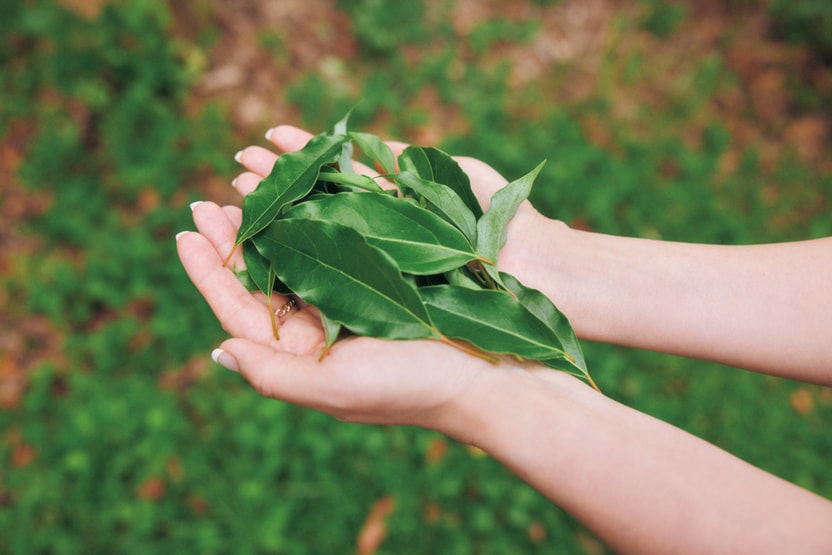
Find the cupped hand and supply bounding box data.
[178,198,509,432]
[177,125,560,432]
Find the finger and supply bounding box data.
[215,338,329,405]
[177,231,276,342]
[191,201,245,269]
[221,204,242,228]
[232,171,264,196]
[265,125,314,153]
[235,145,278,178]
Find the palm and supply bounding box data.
[178,199,485,428]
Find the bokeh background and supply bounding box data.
[1,0,831,553]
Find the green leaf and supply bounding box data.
[394,170,479,245]
[285,192,482,274]
[234,133,349,248]
[331,109,355,174]
[242,239,273,295]
[500,272,587,375]
[444,266,485,290]
[232,267,258,292]
[316,166,384,193]
[398,146,483,219]
[476,160,545,289]
[242,239,292,295]
[420,284,569,361]
[319,312,343,356]
[349,131,396,174]
[252,218,439,340]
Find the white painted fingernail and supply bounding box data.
[231,177,237,189]
[189,201,203,211]
[175,231,189,242]
[211,348,240,372]
[234,150,243,164]
[264,127,274,141]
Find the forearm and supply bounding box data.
[441,368,832,554]
[508,216,832,383]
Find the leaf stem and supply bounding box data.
[222,242,240,267]
[435,331,500,364]
[267,295,280,340]
[586,373,601,393]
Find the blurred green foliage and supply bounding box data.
[1,0,830,554]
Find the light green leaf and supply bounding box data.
[476,160,545,289]
[316,167,384,193]
[349,131,396,174]
[331,109,355,174]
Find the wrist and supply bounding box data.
[500,208,572,290]
[434,361,593,451]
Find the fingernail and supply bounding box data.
[231,177,237,189]
[189,201,203,211]
[211,348,239,372]
[234,150,243,164]
[264,127,274,141]
[175,231,189,242]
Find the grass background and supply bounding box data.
[1,0,831,553]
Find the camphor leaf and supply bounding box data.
[395,170,479,246]
[242,239,272,295]
[252,218,440,340]
[229,132,349,262]
[349,131,396,174]
[243,239,292,295]
[398,146,483,219]
[319,311,343,358]
[419,284,568,361]
[476,160,545,291]
[285,192,484,275]
[500,272,588,378]
[316,166,385,193]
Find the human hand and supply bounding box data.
[234,125,562,294]
[177,199,519,435]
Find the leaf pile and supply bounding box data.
[230,118,596,389]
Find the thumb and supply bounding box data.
[211,338,323,404]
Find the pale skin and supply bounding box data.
[177,125,832,554]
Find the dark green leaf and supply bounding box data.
[398,146,483,219]
[500,272,586,375]
[476,160,545,289]
[234,133,349,247]
[349,131,396,174]
[242,239,292,295]
[394,170,479,245]
[252,218,438,340]
[420,284,569,361]
[242,239,273,296]
[285,192,482,274]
